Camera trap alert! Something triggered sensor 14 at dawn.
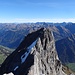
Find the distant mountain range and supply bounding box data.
[0,22,75,64]
[0,22,75,49]
[56,34,75,63]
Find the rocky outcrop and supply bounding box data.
[0,28,66,75]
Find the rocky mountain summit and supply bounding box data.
[0,28,66,75]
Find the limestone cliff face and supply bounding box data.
[0,28,66,75]
[27,28,66,75]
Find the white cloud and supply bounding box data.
[0,18,75,23]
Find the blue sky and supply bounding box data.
[0,0,75,23]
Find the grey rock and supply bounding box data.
[27,28,66,75]
[0,28,66,75]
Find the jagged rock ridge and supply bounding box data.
[0,28,66,75]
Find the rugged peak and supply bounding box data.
[16,27,52,51]
[0,28,66,75]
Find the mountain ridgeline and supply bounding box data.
[0,22,75,49]
[0,23,75,73]
[56,34,75,63]
[0,28,66,75]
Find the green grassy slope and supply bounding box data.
[66,63,75,72]
[0,54,6,65]
[0,45,14,65]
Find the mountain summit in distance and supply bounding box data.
[0,28,67,75]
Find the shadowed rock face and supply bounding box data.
[56,34,75,63]
[0,28,66,75]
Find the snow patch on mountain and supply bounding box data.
[14,66,19,71]
[21,39,38,63]
[3,72,14,75]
